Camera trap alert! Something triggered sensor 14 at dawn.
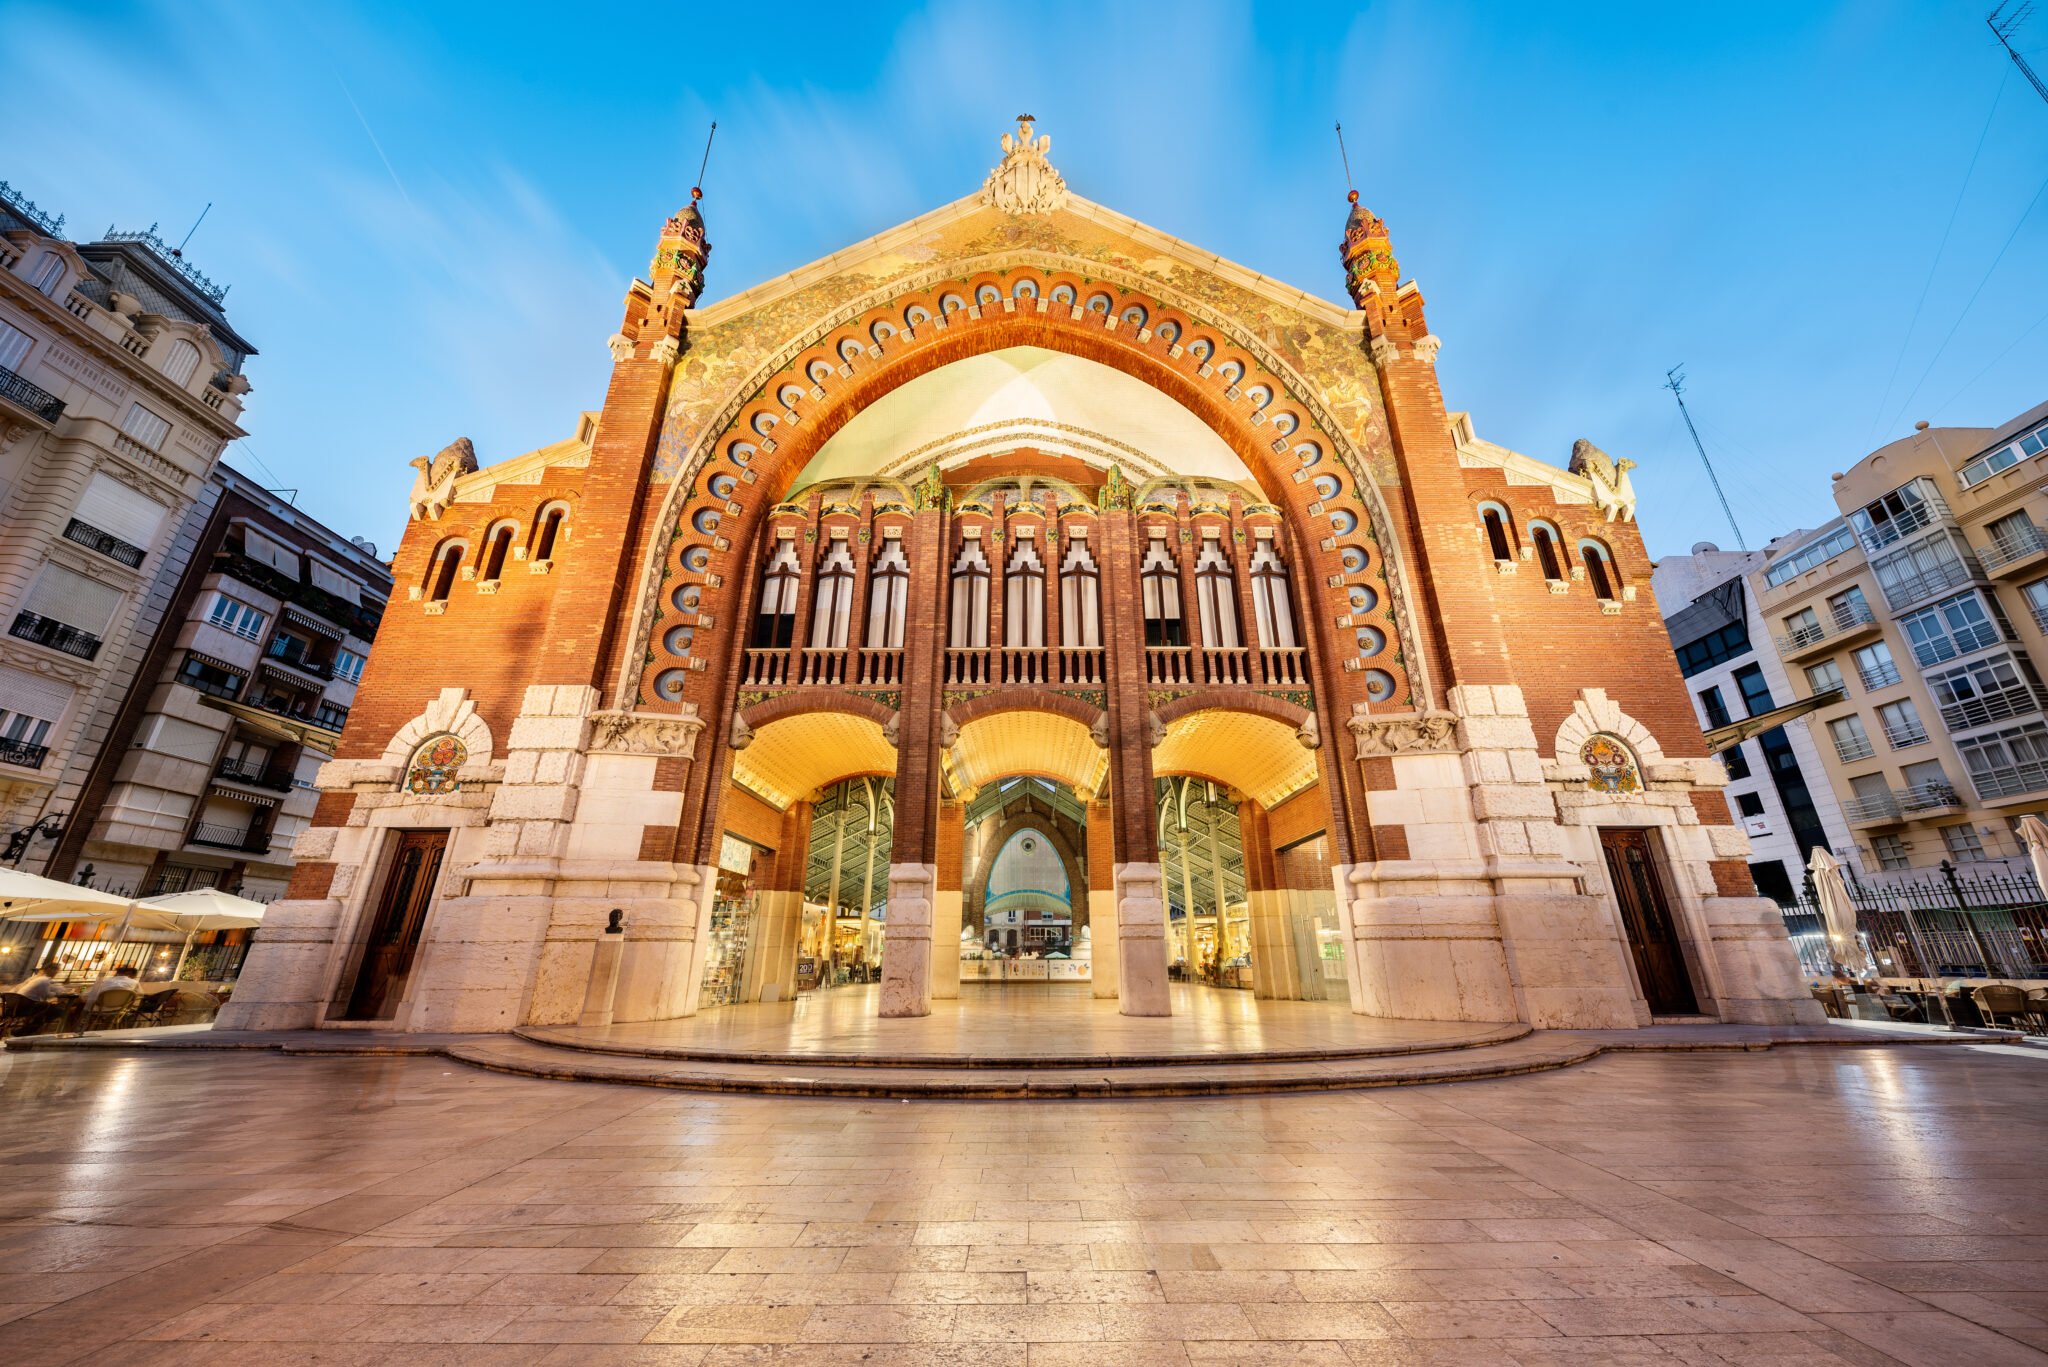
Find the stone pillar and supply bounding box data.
[930,798,965,1001]
[741,801,811,1004]
[879,501,946,1017]
[1098,503,1170,1016]
[1241,800,1302,1000]
[1086,799,1118,999]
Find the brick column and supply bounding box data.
[1099,507,1169,1015]
[931,797,965,1000]
[1240,799,1303,1000]
[879,503,946,1016]
[741,799,811,1004]
[1086,798,1118,999]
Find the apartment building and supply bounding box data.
[0,178,253,847]
[1654,545,1853,901]
[1754,402,2048,880]
[45,464,390,900]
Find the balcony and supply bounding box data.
[215,551,383,640]
[1908,620,2003,668]
[1970,759,2048,801]
[855,648,901,688]
[1858,661,1903,691]
[1258,647,1310,689]
[1858,494,1953,553]
[1878,555,1982,613]
[0,365,65,425]
[1976,520,2048,579]
[61,518,147,568]
[214,757,295,793]
[9,611,101,660]
[1937,681,2048,733]
[0,737,49,770]
[1833,733,1877,763]
[1842,782,1965,826]
[1882,719,1930,750]
[188,822,269,854]
[1773,600,1881,660]
[262,644,334,681]
[1145,647,1196,687]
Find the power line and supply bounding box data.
[1991,2,2048,105]
[1665,366,1747,551]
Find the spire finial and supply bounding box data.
[1335,121,1355,193]
[692,121,717,201]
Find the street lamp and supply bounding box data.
[2,812,65,867]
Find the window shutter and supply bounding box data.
[0,320,30,372]
[120,403,172,450]
[307,559,361,604]
[74,473,167,550]
[243,526,300,579]
[0,665,75,726]
[23,565,122,633]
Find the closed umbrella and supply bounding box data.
[138,888,265,980]
[1807,847,1869,978]
[2016,816,2048,902]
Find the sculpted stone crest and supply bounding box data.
[982,115,1069,215]
[1348,707,1460,758]
[587,710,702,758]
[1569,438,1638,524]
[408,437,477,522]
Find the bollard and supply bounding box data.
[577,909,627,1029]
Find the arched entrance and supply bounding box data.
[958,778,1092,983]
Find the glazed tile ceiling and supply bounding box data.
[947,711,1107,796]
[732,713,896,809]
[1153,710,1317,809]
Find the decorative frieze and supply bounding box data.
[587,708,703,757]
[1348,706,1459,757]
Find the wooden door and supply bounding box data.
[1599,828,1699,1016]
[342,829,448,1020]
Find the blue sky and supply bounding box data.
[9,1,2046,560]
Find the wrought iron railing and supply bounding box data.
[0,180,65,236]
[0,365,65,423]
[1976,520,2048,573]
[1772,599,1878,657]
[62,518,146,568]
[9,611,101,659]
[0,737,49,769]
[214,757,294,793]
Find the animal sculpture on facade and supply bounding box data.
[1569,438,1638,523]
[407,437,478,522]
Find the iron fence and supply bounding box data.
[1781,862,2048,979]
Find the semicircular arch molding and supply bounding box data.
[1154,707,1320,810]
[622,251,1428,718]
[732,712,896,810]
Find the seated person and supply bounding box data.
[83,963,139,1006]
[11,970,76,1002]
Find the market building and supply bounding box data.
[219,121,1818,1036]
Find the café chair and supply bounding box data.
[1972,983,2032,1032]
[81,987,138,1032]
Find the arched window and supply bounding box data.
[1580,540,1620,601]
[1004,533,1045,647]
[1248,536,1298,649]
[866,531,909,648]
[1059,535,1100,647]
[808,539,856,649]
[1141,534,1183,647]
[30,253,65,295]
[1479,502,1516,563]
[161,339,201,386]
[532,503,568,562]
[1195,535,1242,648]
[478,523,515,582]
[1530,520,1566,582]
[753,539,801,648]
[425,540,465,604]
[949,538,991,647]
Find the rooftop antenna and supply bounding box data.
[693,121,718,198]
[175,202,211,257]
[1665,365,1748,551]
[1990,3,2048,106]
[1333,121,1355,192]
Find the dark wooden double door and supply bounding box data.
[341,829,447,1021]
[1598,828,1699,1016]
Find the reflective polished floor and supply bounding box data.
[538,983,1522,1064]
[3,1043,2046,1364]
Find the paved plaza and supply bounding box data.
[1,1042,2045,1365]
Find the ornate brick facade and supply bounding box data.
[220,121,1819,1035]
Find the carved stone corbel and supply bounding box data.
[586,710,703,758]
[1347,706,1460,758]
[728,713,754,751]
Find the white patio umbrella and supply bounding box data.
[138,888,265,980]
[0,880,170,982]
[2016,815,2048,903]
[1807,847,1869,978]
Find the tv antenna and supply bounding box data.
[1665,366,1747,551]
[693,122,718,197]
[1990,3,2048,106]
[1333,121,1355,192]
[175,202,211,256]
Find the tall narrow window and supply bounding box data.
[161,339,202,386]
[753,539,800,649]
[1581,541,1618,601]
[949,538,991,647]
[1248,537,1297,649]
[1141,534,1183,647]
[1195,535,1241,648]
[1004,534,1045,647]
[479,524,514,582]
[30,254,65,295]
[1531,521,1565,582]
[1480,503,1515,563]
[866,531,909,648]
[809,539,856,649]
[1060,535,1100,647]
[533,505,567,562]
[426,542,464,604]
